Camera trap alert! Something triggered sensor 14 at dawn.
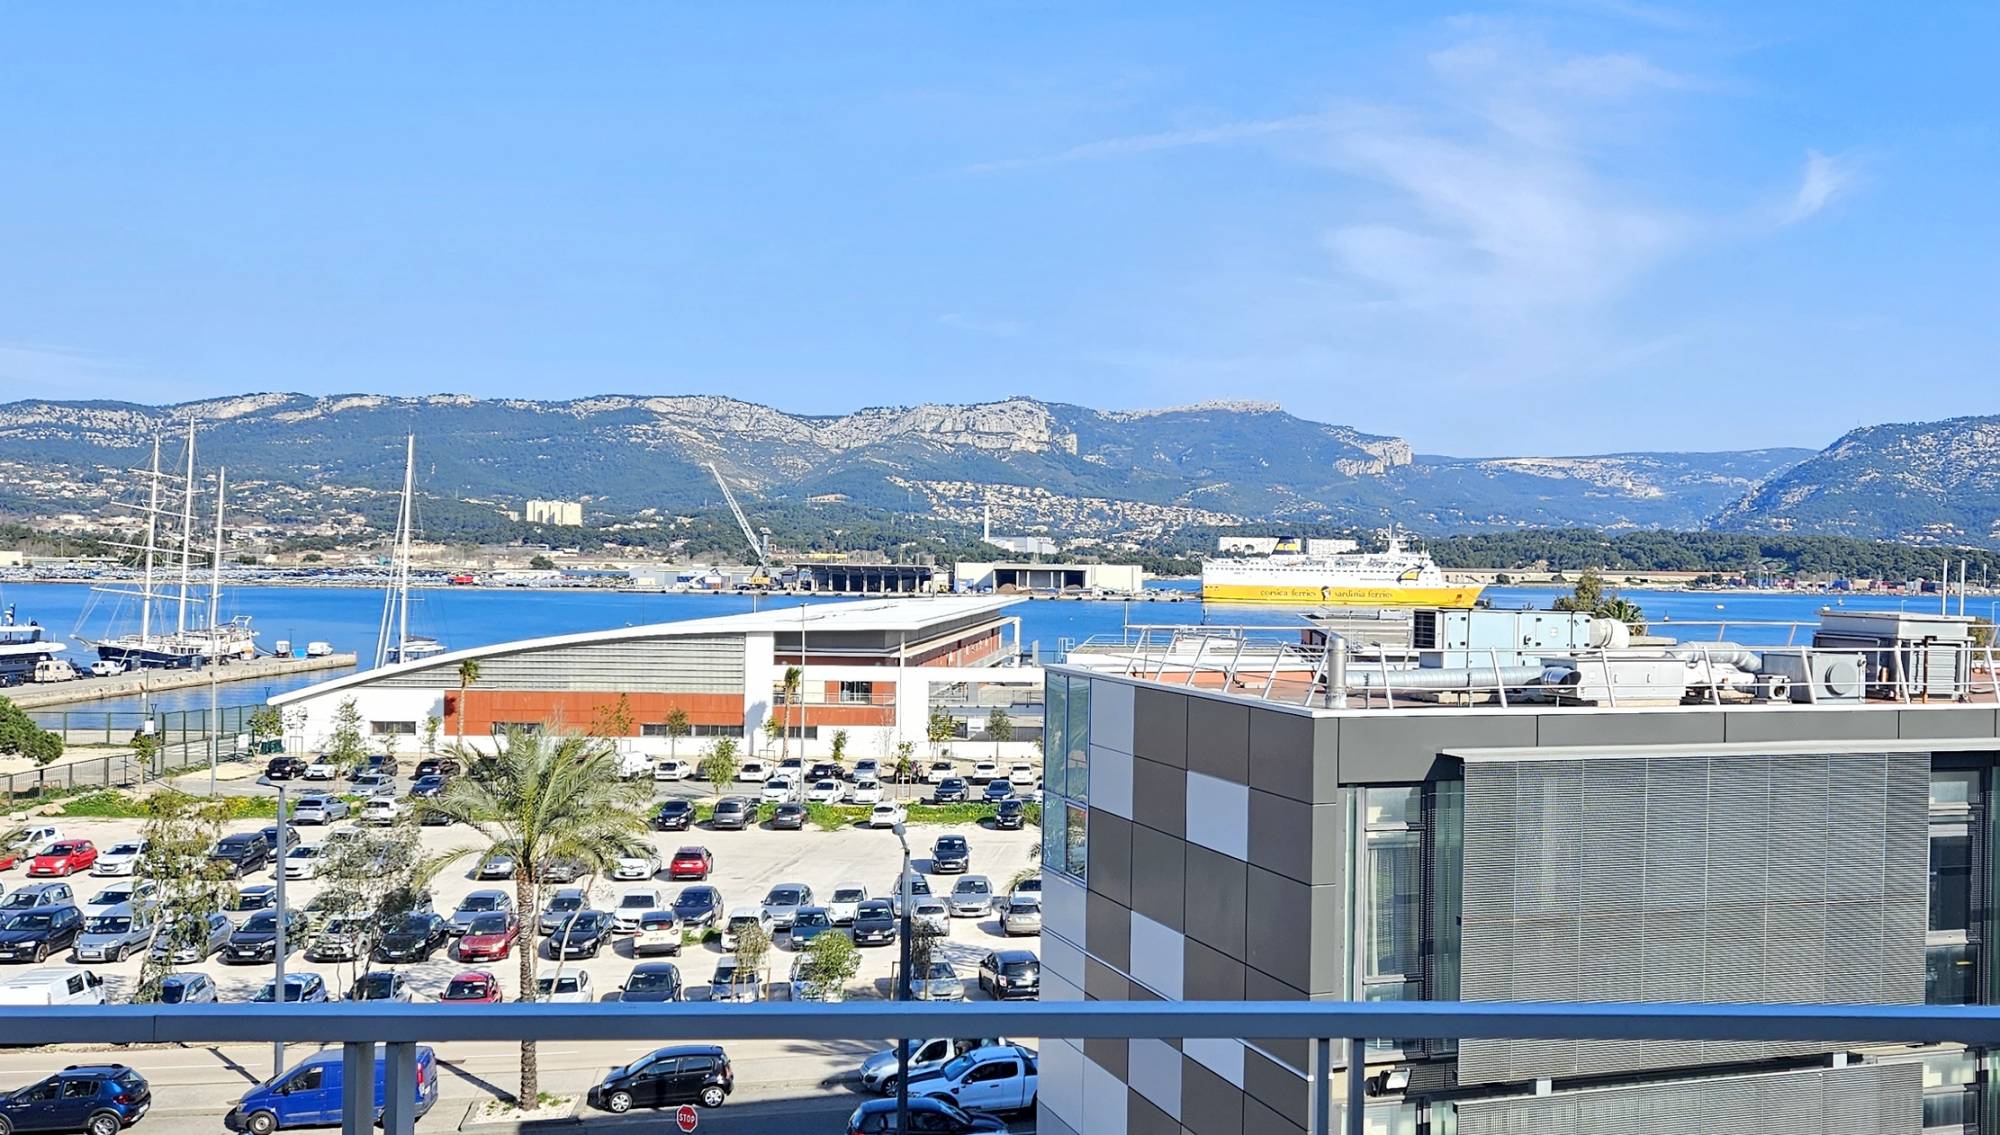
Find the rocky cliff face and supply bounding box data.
[1713,416,2000,544]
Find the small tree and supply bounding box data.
[762,715,783,756]
[246,706,284,747]
[528,554,555,571]
[327,697,367,774]
[800,926,860,1001]
[905,922,946,996]
[780,666,803,759]
[0,697,64,767]
[455,660,482,747]
[134,792,236,1002]
[893,741,917,787]
[926,706,955,761]
[421,714,442,754]
[985,707,1013,760]
[733,921,771,995]
[830,729,849,767]
[590,694,635,739]
[701,737,740,796]
[1552,568,1605,613]
[663,708,691,761]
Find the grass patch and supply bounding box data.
[51,789,366,821]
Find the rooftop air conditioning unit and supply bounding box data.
[1759,651,1864,704]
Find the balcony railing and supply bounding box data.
[12,1000,2000,1135]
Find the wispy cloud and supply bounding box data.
[1782,149,1859,224]
[963,113,1336,174]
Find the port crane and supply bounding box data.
[708,462,773,588]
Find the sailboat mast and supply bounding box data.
[209,467,227,632]
[397,434,415,653]
[175,418,197,638]
[139,435,161,647]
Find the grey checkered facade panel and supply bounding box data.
[1453,1061,1922,1135]
[1458,752,1928,1086]
[366,635,748,693]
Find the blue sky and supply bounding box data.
[1,2,1993,455]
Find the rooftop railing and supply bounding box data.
[11,1000,2000,1135]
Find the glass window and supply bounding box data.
[1365,786,1420,829]
[1365,830,1422,979]
[1931,825,1972,934]
[1928,942,1976,1005]
[1043,675,1067,798]
[1042,804,1065,877]
[1063,803,1087,881]
[1065,679,1090,804]
[1932,769,1980,809]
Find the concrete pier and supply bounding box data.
[4,653,359,709]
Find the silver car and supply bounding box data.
[151,911,233,964]
[911,899,950,936]
[1001,895,1042,936]
[293,795,350,824]
[759,883,814,931]
[449,890,514,935]
[75,902,155,963]
[947,876,994,918]
[912,959,965,1001]
[477,853,516,879]
[538,889,590,935]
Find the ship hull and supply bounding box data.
[1201,582,1484,607]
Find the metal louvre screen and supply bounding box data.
[370,635,747,693]
[1452,1061,1922,1135]
[1457,751,1929,1086]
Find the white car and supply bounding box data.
[804,778,843,804]
[283,844,323,880]
[911,898,951,936]
[852,759,881,781]
[737,760,770,783]
[632,910,682,957]
[1007,763,1038,787]
[359,798,402,825]
[88,660,125,678]
[84,880,158,919]
[6,826,62,859]
[612,853,660,881]
[849,778,884,805]
[534,969,593,1003]
[652,759,693,781]
[90,841,148,877]
[303,759,337,780]
[760,776,797,804]
[789,954,844,1002]
[613,890,665,933]
[721,906,773,951]
[825,883,869,926]
[869,801,907,829]
[924,762,955,785]
[969,761,1000,784]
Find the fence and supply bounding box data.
[26,704,258,748]
[7,1000,2000,1135]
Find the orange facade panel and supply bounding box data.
[448,691,742,737]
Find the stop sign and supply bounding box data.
[675,1104,699,1132]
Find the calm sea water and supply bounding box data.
[3,579,1985,717]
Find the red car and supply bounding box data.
[456,913,521,962]
[668,846,713,880]
[439,970,503,1003]
[28,840,96,877]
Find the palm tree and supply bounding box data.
[455,659,482,748]
[780,665,802,760]
[416,729,651,1104]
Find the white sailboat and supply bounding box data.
[375,434,446,668]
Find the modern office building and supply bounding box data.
[270,596,1042,760]
[523,498,583,526]
[1038,616,1996,1134]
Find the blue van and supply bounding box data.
[224,1047,438,1133]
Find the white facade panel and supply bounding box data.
[1089,679,1134,754]
[1091,745,1134,819]
[1183,770,1249,860]
[1128,912,1185,1000]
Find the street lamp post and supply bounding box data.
[891,821,913,1131]
[256,774,289,1077]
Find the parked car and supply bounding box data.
[264,756,308,780]
[255,825,300,856]
[652,759,693,781]
[546,911,613,959]
[924,762,955,785]
[358,798,401,826]
[28,841,97,877]
[632,911,682,957]
[290,794,348,825]
[789,953,845,1002]
[968,761,1000,784]
[250,973,329,1003]
[911,959,964,1001]
[281,844,322,880]
[587,1045,732,1112]
[407,774,447,799]
[721,907,773,952]
[769,803,807,831]
[533,970,594,1003]
[652,800,694,831]
[672,886,723,931]
[760,883,814,931]
[152,911,234,964]
[760,777,797,805]
[0,965,103,1007]
[1007,763,1037,787]
[305,915,370,963]
[805,779,844,804]
[858,1037,1006,1095]
[225,1045,439,1133]
[889,873,934,916]
[352,772,395,797]
[455,913,521,963]
[908,1045,1038,1114]
[993,798,1025,831]
[667,846,713,880]
[439,970,501,1003]
[930,835,971,875]
[850,778,884,805]
[613,890,665,934]
[807,762,839,783]
[0,1064,152,1135]
[619,962,685,1004]
[845,1097,1005,1134]
[1000,895,1041,936]
[948,876,994,918]
[851,899,897,947]
[612,852,659,882]
[826,883,869,926]
[373,913,450,964]
[88,659,125,677]
[2,884,72,913]
[537,889,590,936]
[931,778,969,805]
[476,852,516,880]
[735,760,769,783]
[230,885,280,914]
[89,841,147,877]
[710,798,754,831]
[788,907,836,948]
[347,971,416,1002]
[980,781,1014,804]
[0,906,82,963]
[350,755,399,780]
[910,900,950,937]
[541,859,586,884]
[449,891,513,935]
[707,957,761,1003]
[223,909,306,964]
[157,972,218,1005]
[1011,875,1041,899]
[413,756,460,779]
[208,833,270,878]
[977,950,1040,1001]
[869,801,907,829]
[83,881,157,920]
[301,758,337,781]
[74,903,155,963]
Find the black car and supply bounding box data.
[851,899,897,947]
[807,762,839,783]
[769,803,807,831]
[652,800,694,831]
[349,755,399,780]
[993,798,1025,830]
[932,778,969,805]
[619,962,684,1003]
[546,911,613,959]
[372,912,451,964]
[846,1097,1004,1134]
[671,886,722,930]
[0,1064,153,1135]
[0,905,83,964]
[977,949,1041,1001]
[414,756,461,779]
[255,825,300,854]
[930,835,970,874]
[587,1045,733,1113]
[709,798,753,831]
[208,833,270,879]
[263,756,307,780]
[222,909,307,964]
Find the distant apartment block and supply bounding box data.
[524,499,582,526]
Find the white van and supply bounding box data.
[31,660,79,683]
[0,966,107,1006]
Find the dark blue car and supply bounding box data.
[0,1064,152,1135]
